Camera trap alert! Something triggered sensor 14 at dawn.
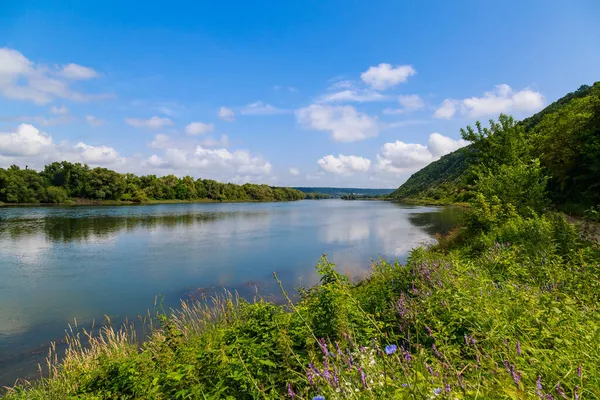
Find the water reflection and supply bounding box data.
[0,201,462,385]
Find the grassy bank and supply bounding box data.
[2,210,599,399]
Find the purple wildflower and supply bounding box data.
[318,338,330,356]
[546,395,555,400]
[306,369,314,385]
[309,362,320,376]
[577,365,582,378]
[516,341,521,355]
[555,383,565,397]
[404,350,412,363]
[287,383,295,399]
[385,344,397,355]
[433,387,442,395]
[425,326,434,337]
[432,343,443,360]
[425,362,435,376]
[574,386,579,400]
[536,376,544,399]
[464,334,469,345]
[402,383,409,387]
[313,396,325,400]
[445,383,451,393]
[358,366,367,388]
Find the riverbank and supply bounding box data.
[392,197,470,207]
[0,197,324,207]
[3,210,599,399]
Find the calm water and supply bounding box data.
[0,200,462,385]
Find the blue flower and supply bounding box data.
[313,396,325,400]
[433,387,442,395]
[384,344,397,355]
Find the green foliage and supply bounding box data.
[391,82,600,217]
[0,161,308,204]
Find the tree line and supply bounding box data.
[0,161,327,204]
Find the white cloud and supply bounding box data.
[185,121,214,136]
[50,105,69,115]
[125,116,173,129]
[317,90,389,103]
[434,84,544,119]
[218,106,235,122]
[0,123,122,167]
[73,142,123,164]
[0,124,53,156]
[361,63,416,90]
[241,101,287,115]
[149,133,172,150]
[296,104,379,142]
[289,167,300,176]
[57,63,99,80]
[0,48,109,104]
[376,133,468,173]
[317,154,371,175]
[433,99,457,119]
[383,94,424,114]
[143,145,271,176]
[328,80,355,90]
[85,115,105,127]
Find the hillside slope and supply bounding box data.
[390,82,600,211]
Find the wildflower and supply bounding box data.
[358,366,367,388]
[433,387,442,395]
[516,341,521,355]
[385,344,397,355]
[404,350,411,363]
[425,326,434,337]
[555,383,565,397]
[401,383,409,387]
[432,343,443,360]
[464,334,469,345]
[425,362,435,376]
[313,396,325,400]
[577,365,582,378]
[536,376,544,399]
[287,383,295,399]
[318,338,330,356]
[574,386,580,400]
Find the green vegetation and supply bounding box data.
[340,194,387,200]
[3,97,600,399]
[0,161,310,204]
[295,187,393,198]
[390,82,600,217]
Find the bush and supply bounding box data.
[44,186,68,203]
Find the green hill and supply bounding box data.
[390,82,600,213]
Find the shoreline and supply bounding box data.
[0,198,322,208]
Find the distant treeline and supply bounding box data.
[0,162,328,204]
[340,193,387,200]
[294,187,393,198]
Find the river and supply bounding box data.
[0,200,463,386]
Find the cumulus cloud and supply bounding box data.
[125,116,173,129]
[434,84,544,119]
[317,154,371,175]
[73,142,123,164]
[57,63,99,80]
[143,146,271,176]
[0,124,54,156]
[289,167,300,176]
[376,133,468,173]
[218,106,235,121]
[0,48,109,104]
[200,134,229,148]
[185,121,214,135]
[241,101,288,116]
[85,115,105,127]
[296,104,379,142]
[361,63,416,90]
[0,124,122,167]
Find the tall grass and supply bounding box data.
[2,214,599,399]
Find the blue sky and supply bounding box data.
[0,0,599,188]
